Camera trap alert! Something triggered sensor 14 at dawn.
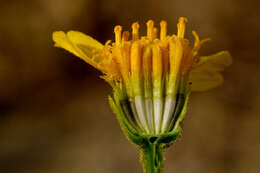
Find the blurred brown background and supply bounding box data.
[0,0,259,173]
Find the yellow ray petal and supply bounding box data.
[193,51,232,71]
[53,31,81,57]
[67,31,104,56]
[52,31,104,68]
[189,71,224,91]
[189,51,232,91]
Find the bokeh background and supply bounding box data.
[0,0,259,173]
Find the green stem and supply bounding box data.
[140,140,164,173]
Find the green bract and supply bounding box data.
[109,83,190,173]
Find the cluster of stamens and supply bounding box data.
[53,16,229,137]
[113,18,187,43]
[102,18,195,135]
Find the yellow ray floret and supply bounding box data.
[53,30,104,69]
[53,17,232,93]
[189,51,232,91]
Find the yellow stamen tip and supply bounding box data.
[132,22,140,40]
[178,17,188,24]
[114,25,122,45]
[132,22,140,30]
[147,20,154,27]
[177,17,188,38]
[160,20,167,40]
[146,20,154,39]
[114,25,122,31]
[160,20,167,27]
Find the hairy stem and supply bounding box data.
[140,140,164,173]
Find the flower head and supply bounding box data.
[53,17,231,137]
[53,17,232,173]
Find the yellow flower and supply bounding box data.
[53,17,231,93]
[53,17,232,173]
[53,17,232,134]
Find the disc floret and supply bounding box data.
[104,17,198,135]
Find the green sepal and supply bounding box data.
[171,89,191,132]
[167,93,185,132]
[112,87,141,135]
[157,126,181,147]
[108,96,146,145]
[109,80,191,173]
[109,85,150,145]
[137,92,187,173]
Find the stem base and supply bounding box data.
[140,141,164,173]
